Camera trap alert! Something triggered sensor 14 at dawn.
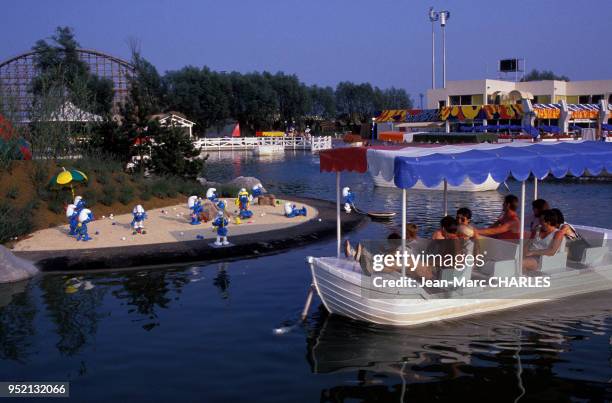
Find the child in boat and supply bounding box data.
[475,194,521,240]
[523,209,566,272]
[550,208,578,240]
[432,216,458,240]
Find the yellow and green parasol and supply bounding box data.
[50,167,88,198]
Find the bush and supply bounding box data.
[216,184,241,197]
[47,198,65,214]
[118,185,135,205]
[0,200,34,243]
[115,174,127,184]
[140,189,152,201]
[100,184,116,206]
[5,185,19,200]
[150,179,177,198]
[82,189,99,207]
[96,172,110,185]
[30,161,49,196]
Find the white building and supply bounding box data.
[150,112,196,139]
[427,79,612,109]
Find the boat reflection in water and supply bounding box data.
[306,290,612,401]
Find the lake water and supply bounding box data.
[2,150,612,401]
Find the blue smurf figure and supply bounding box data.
[66,203,79,236]
[188,195,203,225]
[251,183,264,198]
[217,200,226,211]
[342,186,355,213]
[131,204,147,234]
[212,210,230,246]
[74,195,86,212]
[76,208,94,241]
[235,188,253,219]
[206,187,219,203]
[284,202,307,218]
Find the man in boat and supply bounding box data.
[475,194,521,240]
[528,199,550,232]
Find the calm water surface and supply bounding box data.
[2,150,612,402]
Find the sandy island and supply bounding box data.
[14,198,317,252]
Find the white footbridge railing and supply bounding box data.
[193,136,332,153]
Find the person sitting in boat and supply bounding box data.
[235,188,253,219]
[206,188,219,203]
[131,204,147,234]
[523,209,566,272]
[284,202,307,218]
[76,208,94,242]
[529,199,550,232]
[550,208,578,240]
[66,203,79,236]
[432,216,459,240]
[188,195,204,225]
[475,194,521,240]
[212,210,230,246]
[342,187,355,213]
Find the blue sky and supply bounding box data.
[2,0,611,99]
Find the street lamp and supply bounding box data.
[439,10,450,88]
[428,7,439,90]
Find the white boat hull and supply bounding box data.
[370,172,501,191]
[252,145,285,155]
[308,225,612,326]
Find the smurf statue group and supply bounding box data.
[66,196,94,241]
[342,186,355,213]
[131,205,147,234]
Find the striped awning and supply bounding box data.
[375,109,441,123]
[533,103,601,120]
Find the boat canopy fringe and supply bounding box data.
[393,141,612,189]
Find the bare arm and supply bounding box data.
[526,232,564,257]
[476,221,515,236]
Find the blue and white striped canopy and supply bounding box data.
[393,141,612,189]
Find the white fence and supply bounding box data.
[193,136,332,153]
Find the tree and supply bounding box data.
[164,66,231,132]
[32,26,114,115]
[521,69,569,82]
[265,72,307,125]
[149,121,203,178]
[307,85,336,119]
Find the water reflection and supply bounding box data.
[39,275,106,356]
[111,269,191,331]
[0,281,35,362]
[306,290,612,401]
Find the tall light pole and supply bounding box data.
[428,7,439,89]
[439,10,450,88]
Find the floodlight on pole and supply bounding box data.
[428,7,439,90]
[439,10,450,88]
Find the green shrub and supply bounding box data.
[115,174,127,184]
[82,189,98,207]
[151,179,177,198]
[140,189,152,201]
[216,184,241,197]
[0,200,34,243]
[100,184,116,206]
[5,185,19,200]
[118,185,135,205]
[30,161,49,195]
[96,172,110,185]
[47,198,65,214]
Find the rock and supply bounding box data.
[228,176,266,193]
[0,246,39,284]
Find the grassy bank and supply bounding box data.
[0,159,239,245]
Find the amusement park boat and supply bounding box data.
[252,144,285,155]
[306,141,612,326]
